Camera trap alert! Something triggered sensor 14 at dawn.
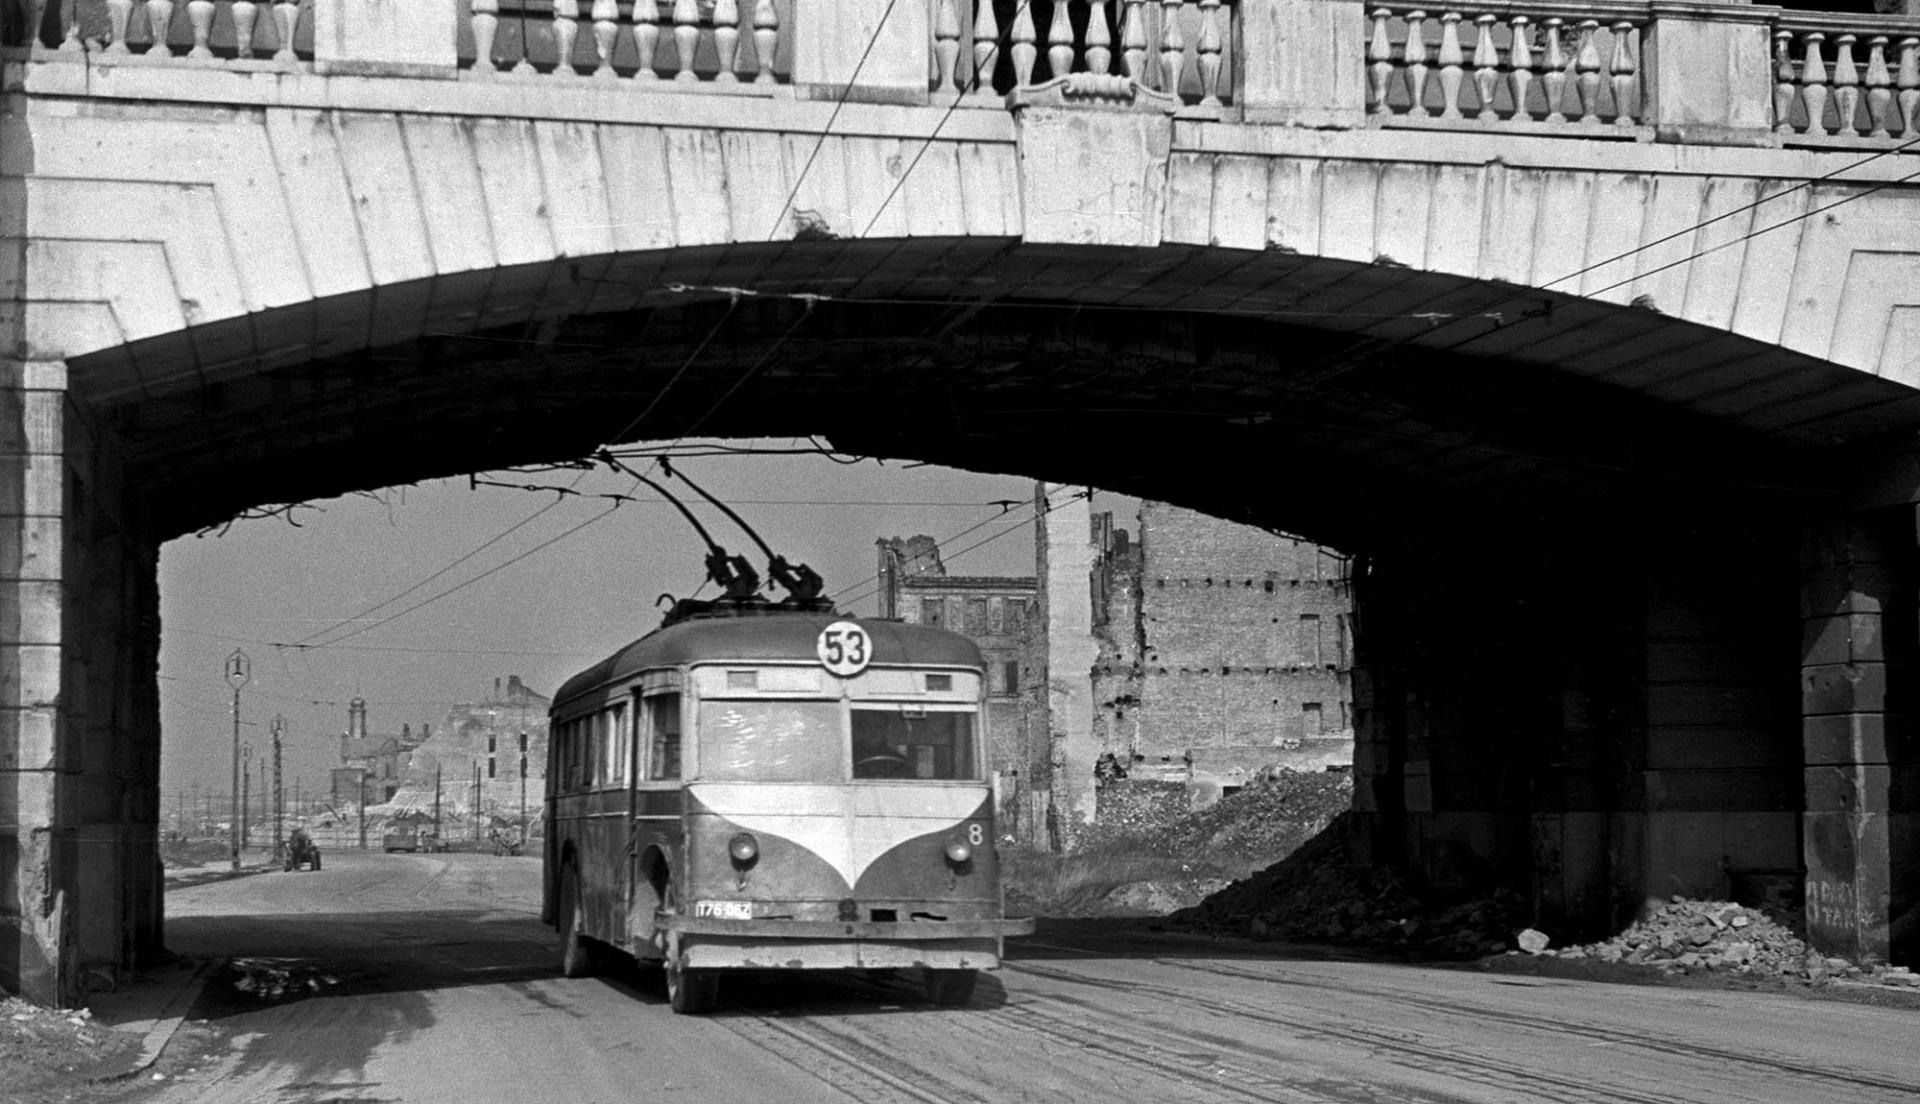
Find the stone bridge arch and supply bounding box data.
[8,0,1920,1003]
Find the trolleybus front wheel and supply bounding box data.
[923,968,977,1006]
[666,961,719,1014]
[558,867,597,979]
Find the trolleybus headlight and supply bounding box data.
[944,838,973,865]
[728,832,760,865]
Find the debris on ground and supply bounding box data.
[1004,770,1353,918]
[1168,815,1920,994]
[0,997,142,1100]
[1167,811,1527,957]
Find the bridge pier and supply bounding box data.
[1799,510,1918,965]
[0,357,161,1006]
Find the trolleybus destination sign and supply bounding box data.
[815,621,871,677]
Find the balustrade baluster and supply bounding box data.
[1367,7,1393,114]
[270,0,296,60]
[1120,0,1147,82]
[1507,15,1533,121]
[62,0,81,48]
[553,0,580,74]
[1773,29,1796,134]
[1196,0,1222,104]
[104,0,134,54]
[1542,17,1567,122]
[1434,10,1464,118]
[588,0,617,77]
[232,0,257,56]
[1865,35,1892,137]
[1010,0,1037,85]
[633,0,661,79]
[1403,10,1430,117]
[469,0,500,71]
[1046,0,1073,80]
[934,0,961,90]
[713,0,741,81]
[186,0,213,56]
[1801,32,1830,136]
[973,0,1002,94]
[1158,0,1184,98]
[1899,37,1919,137]
[671,0,699,81]
[1574,19,1602,123]
[1609,21,1636,125]
[1833,33,1861,136]
[752,0,778,83]
[145,0,173,58]
[1086,0,1111,75]
[1471,13,1497,119]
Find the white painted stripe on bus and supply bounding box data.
[688,783,983,888]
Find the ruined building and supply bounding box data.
[876,535,1038,790]
[880,487,1354,847]
[385,675,551,832]
[334,697,432,805]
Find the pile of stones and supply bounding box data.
[1520,897,1920,987]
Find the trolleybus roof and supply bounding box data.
[554,612,985,704]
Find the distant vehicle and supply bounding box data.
[284,829,321,872]
[383,824,421,853]
[544,607,1033,1014]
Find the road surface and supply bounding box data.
[133,850,1917,1104]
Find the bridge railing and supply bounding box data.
[1771,11,1920,146]
[9,0,1920,148]
[17,0,313,59]
[1361,1,1645,132]
[949,0,1238,107]
[458,0,789,82]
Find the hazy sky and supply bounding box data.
[157,443,1134,802]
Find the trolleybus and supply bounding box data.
[544,606,1034,1013]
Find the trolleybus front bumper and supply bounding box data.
[657,914,1036,971]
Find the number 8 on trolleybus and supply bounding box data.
[544,610,1034,1013]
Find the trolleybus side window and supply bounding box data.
[597,703,629,787]
[699,700,842,782]
[851,708,977,780]
[642,693,682,781]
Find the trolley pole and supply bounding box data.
[358,767,369,851]
[518,732,527,847]
[224,649,250,871]
[271,715,285,860]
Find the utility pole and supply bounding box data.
[472,761,481,841]
[224,649,251,871]
[240,742,252,853]
[271,715,285,860]
[358,767,369,851]
[433,765,443,842]
[518,732,528,847]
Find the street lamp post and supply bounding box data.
[241,742,252,853]
[224,649,251,871]
[271,715,285,861]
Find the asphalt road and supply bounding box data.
[132,850,1918,1104]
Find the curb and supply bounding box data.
[93,957,220,1082]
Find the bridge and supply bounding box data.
[3,0,1919,1003]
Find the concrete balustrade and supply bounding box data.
[13,0,1920,147]
[1364,1,1647,130]
[1773,13,1920,145]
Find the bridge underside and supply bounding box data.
[3,244,1917,1003]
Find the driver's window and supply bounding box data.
[850,708,975,780]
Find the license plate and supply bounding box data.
[694,900,752,920]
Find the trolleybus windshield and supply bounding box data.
[694,698,980,782]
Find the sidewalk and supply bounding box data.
[78,856,275,1078]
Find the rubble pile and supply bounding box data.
[1169,811,1526,957]
[1534,897,1920,987]
[0,997,141,1097]
[1083,769,1354,868]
